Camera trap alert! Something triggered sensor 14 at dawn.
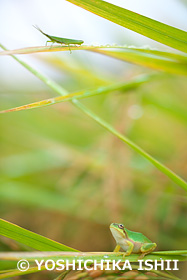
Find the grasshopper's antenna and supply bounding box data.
[33,25,45,35]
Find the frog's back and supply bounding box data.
[125,228,152,243]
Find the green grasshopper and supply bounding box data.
[34,26,84,48]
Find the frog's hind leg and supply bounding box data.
[139,243,157,259]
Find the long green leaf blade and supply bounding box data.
[0,219,79,252]
[66,0,187,53]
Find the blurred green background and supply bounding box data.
[0,0,187,260]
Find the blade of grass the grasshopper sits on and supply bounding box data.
[0,74,155,113]
[91,48,187,76]
[1,45,187,60]
[0,219,79,252]
[0,44,186,190]
[0,45,88,55]
[66,0,187,53]
[124,47,187,62]
[1,45,187,76]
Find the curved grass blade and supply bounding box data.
[1,45,187,60]
[1,45,187,76]
[66,0,187,53]
[0,74,155,113]
[91,48,187,76]
[0,44,186,190]
[0,219,79,252]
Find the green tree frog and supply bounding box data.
[110,223,157,258]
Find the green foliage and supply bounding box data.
[66,0,187,53]
[0,0,187,279]
[1,44,186,189]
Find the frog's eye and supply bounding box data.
[118,224,124,229]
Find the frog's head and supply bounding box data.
[110,223,126,242]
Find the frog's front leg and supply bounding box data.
[139,243,157,259]
[114,241,134,258]
[113,244,123,257]
[123,240,134,258]
[114,244,121,252]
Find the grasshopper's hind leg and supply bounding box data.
[67,44,72,54]
[46,40,53,46]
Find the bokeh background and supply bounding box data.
[0,0,187,274]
